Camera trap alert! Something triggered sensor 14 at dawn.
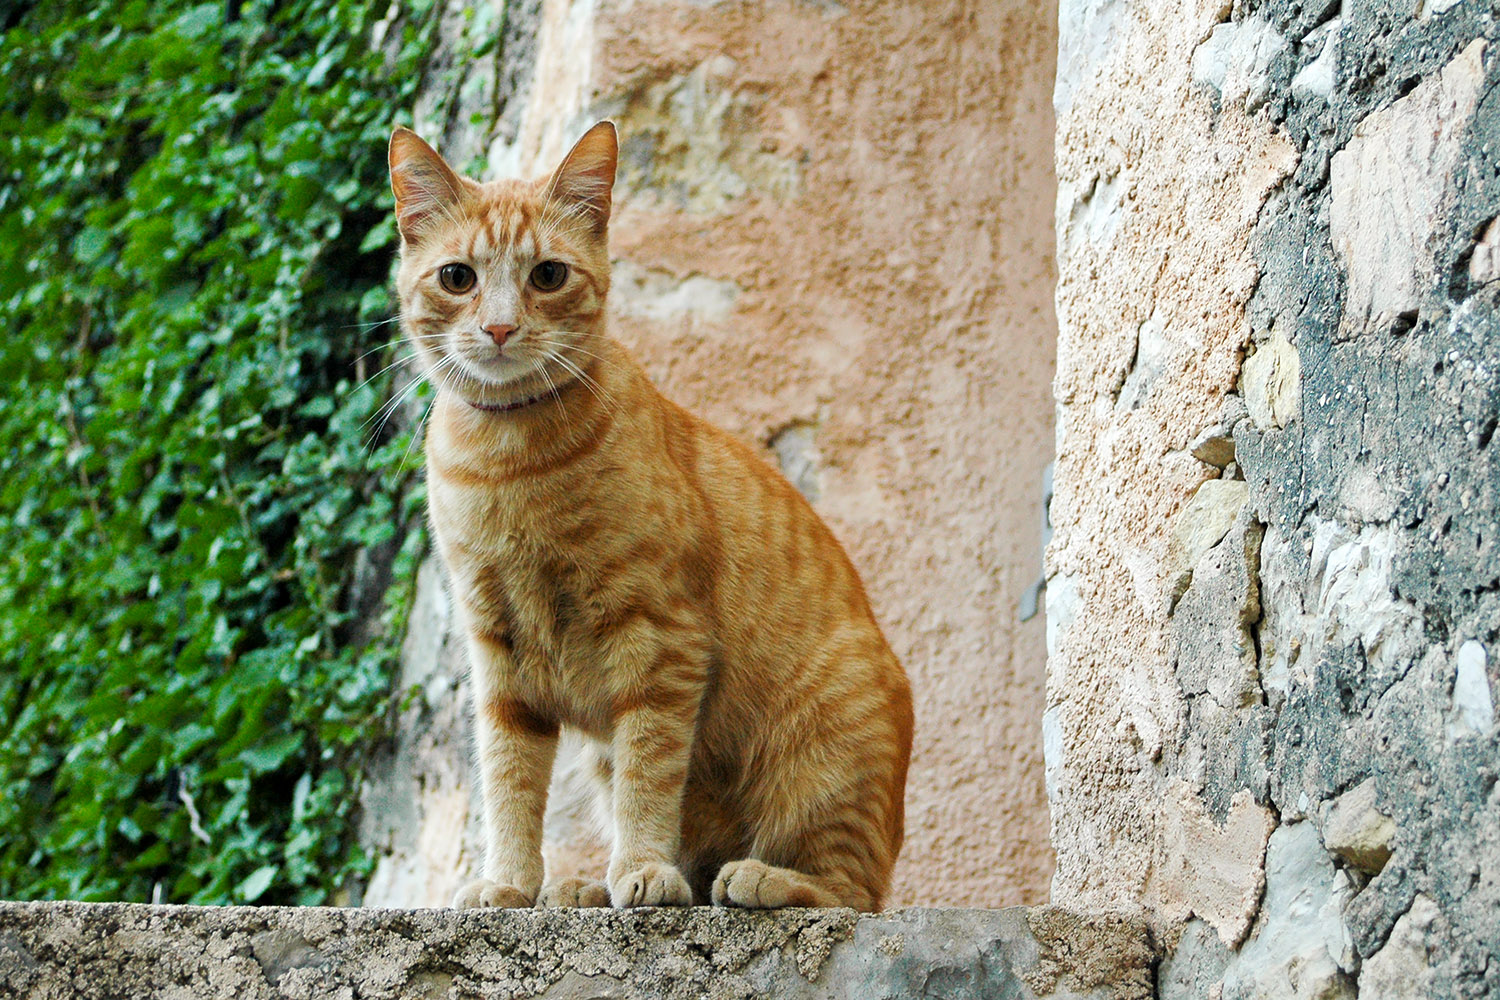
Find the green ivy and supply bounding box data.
[0,0,438,904]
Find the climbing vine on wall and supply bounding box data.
[0,0,437,904]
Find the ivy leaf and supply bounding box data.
[239,732,304,774]
[173,5,221,40]
[357,217,395,254]
[72,228,109,265]
[237,864,277,902]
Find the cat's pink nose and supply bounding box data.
[484,323,516,347]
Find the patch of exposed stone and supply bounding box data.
[1152,2,1500,998]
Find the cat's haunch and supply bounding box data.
[390,121,913,911]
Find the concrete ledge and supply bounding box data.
[0,901,1152,999]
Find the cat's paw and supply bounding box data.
[537,876,611,908]
[451,879,533,909]
[608,861,692,907]
[712,859,840,908]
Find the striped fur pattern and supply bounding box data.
[389,123,913,911]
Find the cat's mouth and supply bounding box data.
[451,344,532,382]
[427,331,590,407]
[435,344,561,407]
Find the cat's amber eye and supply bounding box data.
[530,261,568,291]
[438,263,477,294]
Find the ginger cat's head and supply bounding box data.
[388,122,618,409]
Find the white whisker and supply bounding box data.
[530,337,626,375]
[543,343,616,404]
[349,336,408,366]
[530,356,572,435]
[351,351,420,397]
[542,348,616,413]
[364,377,422,447]
[377,353,462,455]
[343,316,401,333]
[364,351,454,448]
[398,394,436,472]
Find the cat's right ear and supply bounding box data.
[389,127,466,243]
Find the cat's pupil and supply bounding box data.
[531,261,568,291]
[439,263,476,294]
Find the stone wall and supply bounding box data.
[1051,0,1498,997]
[0,901,1153,1000]
[360,0,1063,909]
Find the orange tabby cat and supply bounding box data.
[388,121,913,911]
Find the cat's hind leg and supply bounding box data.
[712,807,889,910]
[714,680,909,912]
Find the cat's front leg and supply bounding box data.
[452,642,559,909]
[606,694,698,907]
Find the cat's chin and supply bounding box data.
[444,362,555,411]
[447,355,535,392]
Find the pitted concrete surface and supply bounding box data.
[0,902,1150,999]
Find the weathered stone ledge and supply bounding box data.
[0,901,1152,999]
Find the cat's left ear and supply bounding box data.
[545,121,618,231]
[389,126,467,242]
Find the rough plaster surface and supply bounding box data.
[0,902,1150,1000]
[1048,0,1295,923]
[1054,0,1499,997]
[365,0,1062,910]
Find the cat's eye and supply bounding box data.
[438,263,477,294]
[530,261,568,291]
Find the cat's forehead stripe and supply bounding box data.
[452,195,540,262]
[507,201,536,254]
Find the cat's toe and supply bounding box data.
[609,861,692,907]
[451,879,533,909]
[712,859,769,907]
[538,876,611,908]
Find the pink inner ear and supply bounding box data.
[548,123,618,223]
[393,165,454,233]
[390,130,465,237]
